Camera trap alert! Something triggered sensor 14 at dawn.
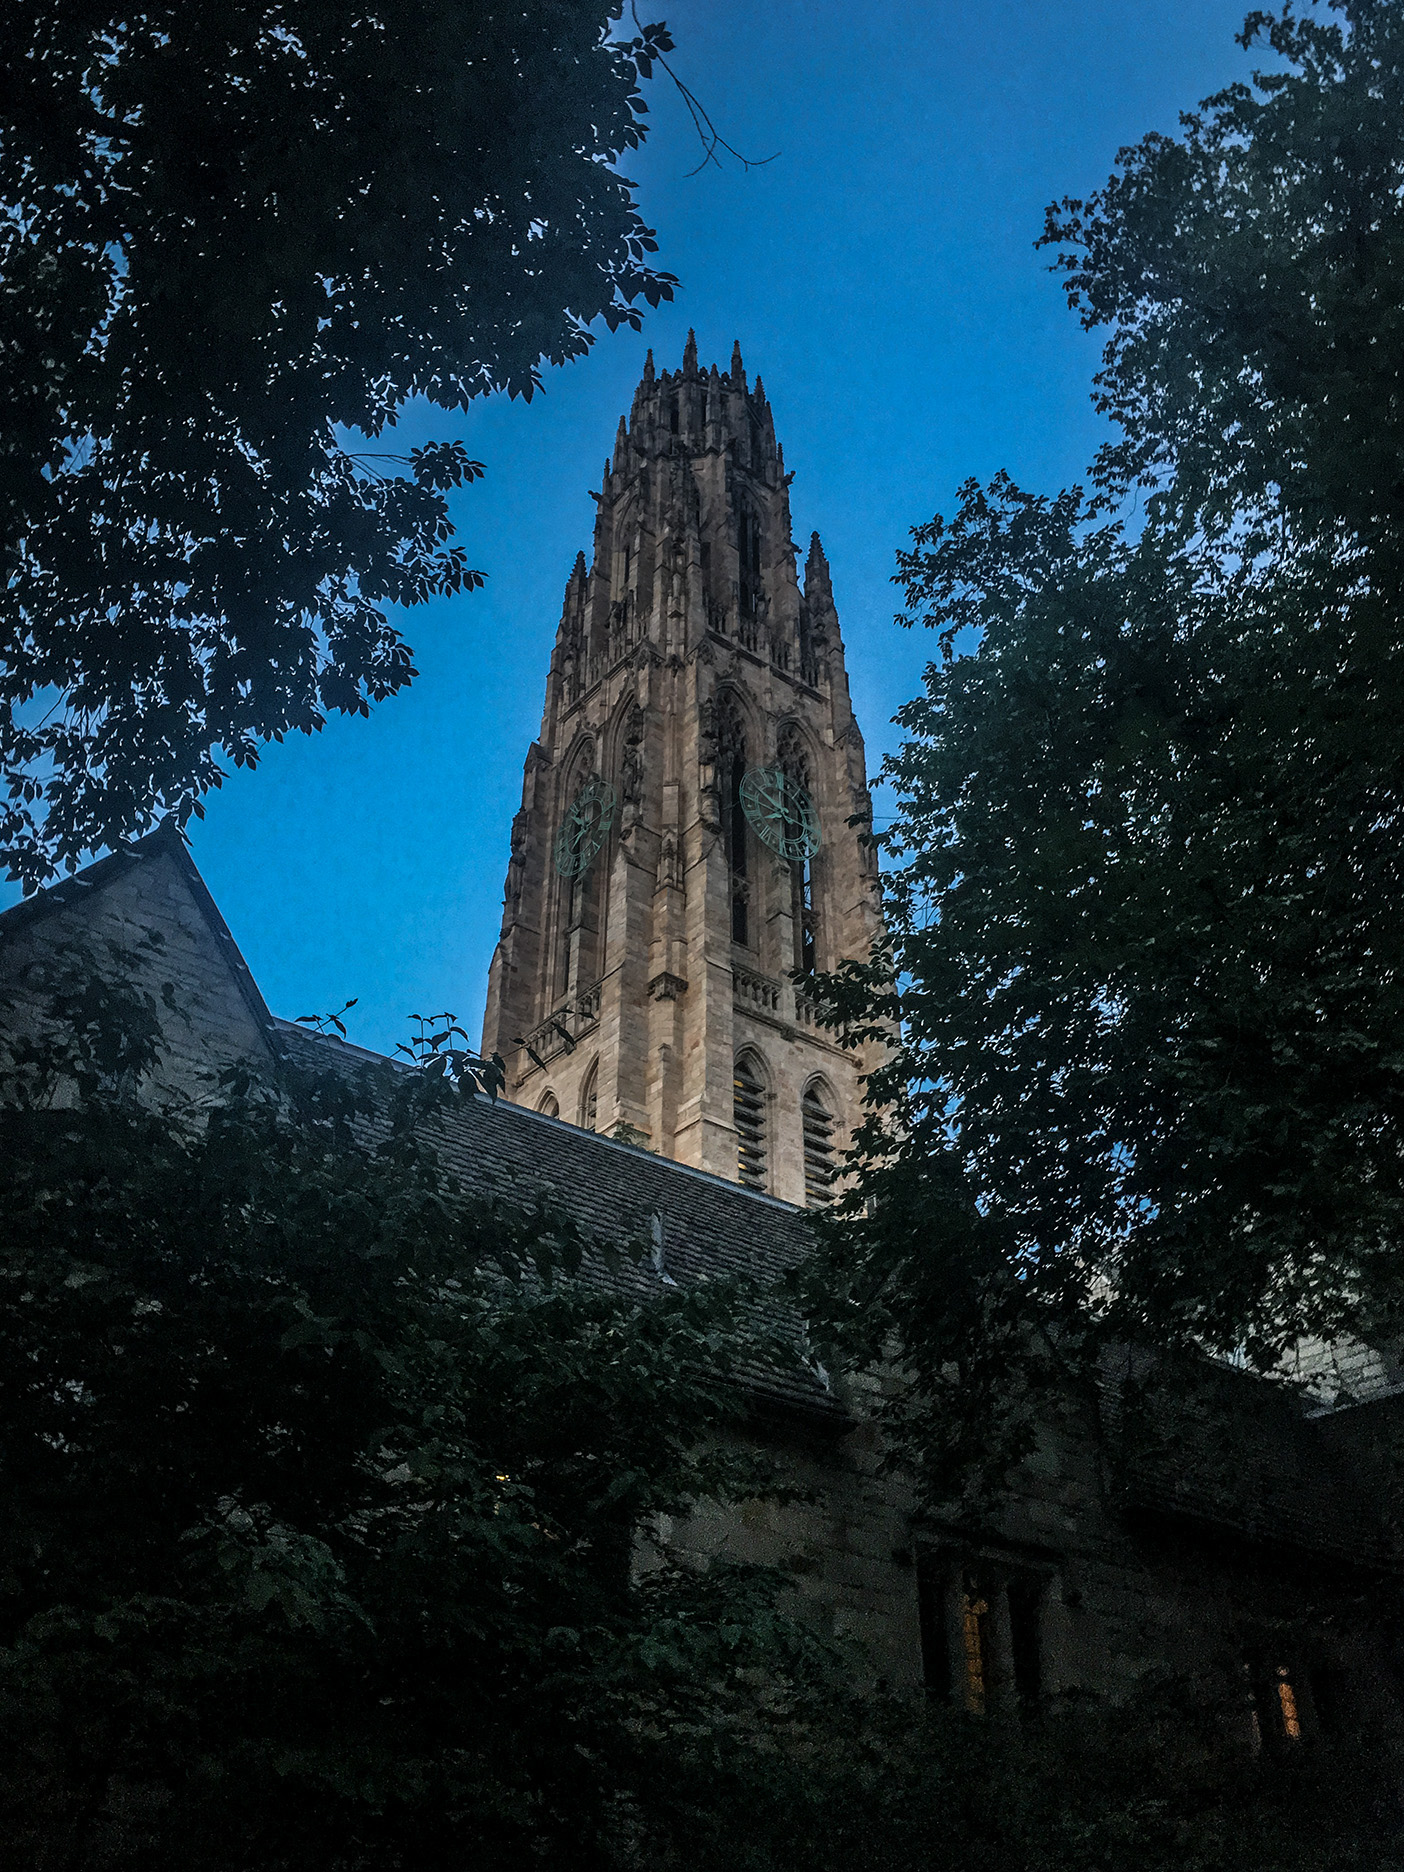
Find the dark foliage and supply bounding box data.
[801,0,1404,1489]
[0,2,677,886]
[0,981,837,1867]
[2,960,1401,1867]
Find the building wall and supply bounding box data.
[4,846,1401,1752]
[664,1380,1403,1741]
[0,834,274,1105]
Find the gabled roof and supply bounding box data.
[274,1019,841,1426]
[0,820,277,1046]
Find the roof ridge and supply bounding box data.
[273,1019,804,1214]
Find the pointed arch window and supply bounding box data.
[579,1062,599,1133]
[802,1081,837,1208]
[734,1054,768,1190]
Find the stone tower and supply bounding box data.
[481,335,881,1207]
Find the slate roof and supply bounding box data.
[273,1020,844,1427]
[1099,1356,1404,1573]
[0,823,841,1426]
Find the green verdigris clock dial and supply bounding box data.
[739,765,821,861]
[554,775,618,878]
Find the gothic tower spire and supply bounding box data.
[482,345,881,1205]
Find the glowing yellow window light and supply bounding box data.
[962,1593,988,1715]
[1276,1666,1302,1741]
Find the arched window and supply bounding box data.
[778,725,818,973]
[538,1092,559,1118]
[579,1061,599,1132]
[717,693,750,947]
[802,1080,837,1208]
[734,1053,768,1190]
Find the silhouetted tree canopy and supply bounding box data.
[0,956,837,1865]
[4,942,1400,1869]
[805,0,1404,1489]
[0,2,676,887]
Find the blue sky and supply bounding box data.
[37,1,1270,1056]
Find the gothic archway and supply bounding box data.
[578,1060,599,1133]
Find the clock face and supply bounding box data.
[554,775,618,878]
[739,764,822,861]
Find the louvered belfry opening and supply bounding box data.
[734,1056,768,1190]
[802,1083,836,1207]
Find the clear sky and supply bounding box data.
[15,1,1269,1056]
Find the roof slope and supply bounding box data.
[275,1021,839,1423]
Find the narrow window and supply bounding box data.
[1245,1656,1305,1749]
[792,855,817,973]
[716,694,749,947]
[1007,1576,1043,1709]
[738,505,761,616]
[580,1063,599,1132]
[916,1561,952,1702]
[670,395,680,434]
[561,860,599,997]
[728,755,749,944]
[802,1084,836,1208]
[734,1057,767,1189]
[961,1581,990,1715]
[1276,1665,1303,1741]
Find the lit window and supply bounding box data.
[734,1056,767,1189]
[1276,1665,1302,1742]
[1245,1656,1307,1749]
[961,1585,990,1715]
[916,1560,1045,1716]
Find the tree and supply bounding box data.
[5,964,1400,1870]
[0,2,677,888]
[804,0,1404,1484]
[0,962,841,1867]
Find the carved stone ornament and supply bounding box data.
[621,705,645,807]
